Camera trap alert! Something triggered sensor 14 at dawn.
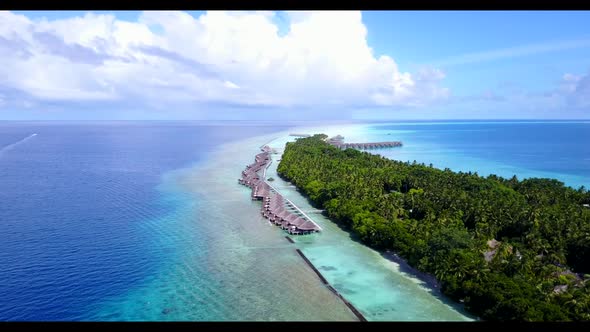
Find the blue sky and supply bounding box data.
[363,11,590,93]
[1,11,590,120]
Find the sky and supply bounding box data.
[1,10,589,121]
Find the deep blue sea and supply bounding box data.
[0,121,289,321]
[0,120,588,321]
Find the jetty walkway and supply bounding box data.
[326,135,402,150]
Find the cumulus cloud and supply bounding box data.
[0,10,448,111]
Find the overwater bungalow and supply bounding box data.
[296,219,320,232]
[266,193,282,201]
[265,197,284,208]
[269,205,286,217]
[265,198,281,209]
[271,209,289,220]
[273,210,291,224]
[265,203,282,214]
[264,195,281,204]
[239,146,321,235]
[251,183,272,200]
[266,208,284,221]
[247,178,261,186]
[251,190,268,200]
[283,213,301,225]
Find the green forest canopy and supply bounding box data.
[277,134,590,321]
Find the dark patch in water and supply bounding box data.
[340,288,356,295]
[331,283,356,295]
[319,265,337,271]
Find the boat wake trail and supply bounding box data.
[0,133,38,157]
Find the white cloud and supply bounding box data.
[224,81,240,89]
[0,10,448,110]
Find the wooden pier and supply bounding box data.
[326,135,402,150]
[331,141,403,150]
[265,180,323,232]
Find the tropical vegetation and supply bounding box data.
[277,134,590,321]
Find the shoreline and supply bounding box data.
[263,130,474,321]
[269,129,479,321]
[220,128,472,321]
[381,251,441,291]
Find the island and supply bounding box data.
[276,134,590,321]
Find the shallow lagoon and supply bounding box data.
[4,120,585,321]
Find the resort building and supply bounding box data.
[238,147,321,235]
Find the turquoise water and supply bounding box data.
[4,120,583,321]
[255,120,590,321]
[90,132,358,321]
[94,128,472,321]
[0,122,355,321]
[262,134,473,321]
[353,121,590,189]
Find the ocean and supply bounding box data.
[354,121,590,189]
[0,120,587,321]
